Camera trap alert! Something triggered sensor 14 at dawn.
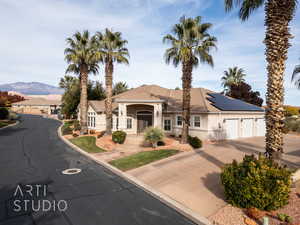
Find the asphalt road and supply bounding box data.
[0,115,198,225]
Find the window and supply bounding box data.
[176,116,183,126]
[164,119,171,131]
[127,118,132,129]
[193,116,201,128]
[88,112,96,128]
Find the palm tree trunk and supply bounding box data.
[181,60,193,144]
[264,0,295,159]
[105,59,113,135]
[80,66,88,134]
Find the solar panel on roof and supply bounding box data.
[207,93,264,112]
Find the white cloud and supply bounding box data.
[0,0,299,105]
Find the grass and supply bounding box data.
[109,150,179,171]
[0,120,16,128]
[70,136,105,153]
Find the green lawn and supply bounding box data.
[70,136,105,153]
[109,150,179,171]
[0,120,16,128]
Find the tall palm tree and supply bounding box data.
[95,29,129,135]
[292,61,300,89]
[221,67,246,94]
[163,16,217,144]
[64,31,100,134]
[113,81,129,95]
[224,0,297,159]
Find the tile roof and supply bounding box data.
[88,85,264,113]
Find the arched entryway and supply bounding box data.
[137,110,153,133]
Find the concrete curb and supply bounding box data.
[0,120,19,131]
[57,124,212,225]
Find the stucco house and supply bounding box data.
[80,85,265,140]
[12,98,61,115]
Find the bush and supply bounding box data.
[188,136,202,149]
[73,120,81,131]
[144,127,164,148]
[62,126,73,135]
[157,141,165,146]
[0,107,9,120]
[284,106,299,117]
[97,131,105,139]
[112,131,127,144]
[221,154,293,211]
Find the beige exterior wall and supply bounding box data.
[84,103,265,141]
[11,105,51,114]
[207,112,265,140]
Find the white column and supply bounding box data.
[153,103,162,128]
[118,103,127,130]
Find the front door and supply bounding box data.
[137,111,153,133]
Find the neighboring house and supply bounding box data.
[11,98,61,115]
[79,85,265,140]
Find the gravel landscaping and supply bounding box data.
[210,188,300,225]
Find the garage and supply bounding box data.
[256,118,266,136]
[241,118,254,138]
[225,119,239,139]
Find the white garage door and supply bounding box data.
[241,119,254,138]
[256,118,266,136]
[225,119,239,139]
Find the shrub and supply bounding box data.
[144,127,164,148]
[97,131,105,139]
[73,120,81,131]
[72,133,79,138]
[157,141,165,146]
[112,131,127,144]
[0,107,9,120]
[284,106,299,117]
[89,130,96,135]
[221,154,293,211]
[277,213,292,223]
[188,136,202,149]
[62,126,73,135]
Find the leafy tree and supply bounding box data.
[221,67,246,94]
[95,29,129,134]
[113,81,129,95]
[64,31,100,133]
[163,16,217,144]
[89,81,106,100]
[224,0,298,158]
[227,82,263,107]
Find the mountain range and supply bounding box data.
[0,82,63,95]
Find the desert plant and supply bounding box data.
[8,111,19,120]
[221,154,293,211]
[188,136,202,149]
[112,131,127,144]
[144,127,164,148]
[0,108,9,120]
[97,131,105,139]
[277,213,292,223]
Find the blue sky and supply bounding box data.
[0,0,299,105]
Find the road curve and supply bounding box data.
[0,114,198,225]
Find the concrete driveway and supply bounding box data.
[128,135,300,218]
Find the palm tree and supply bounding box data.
[113,81,129,95]
[163,16,217,144]
[221,67,246,94]
[95,29,129,135]
[224,0,297,159]
[64,31,101,134]
[292,62,300,89]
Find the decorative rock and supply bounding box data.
[244,217,259,225]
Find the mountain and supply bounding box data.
[0,82,63,95]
